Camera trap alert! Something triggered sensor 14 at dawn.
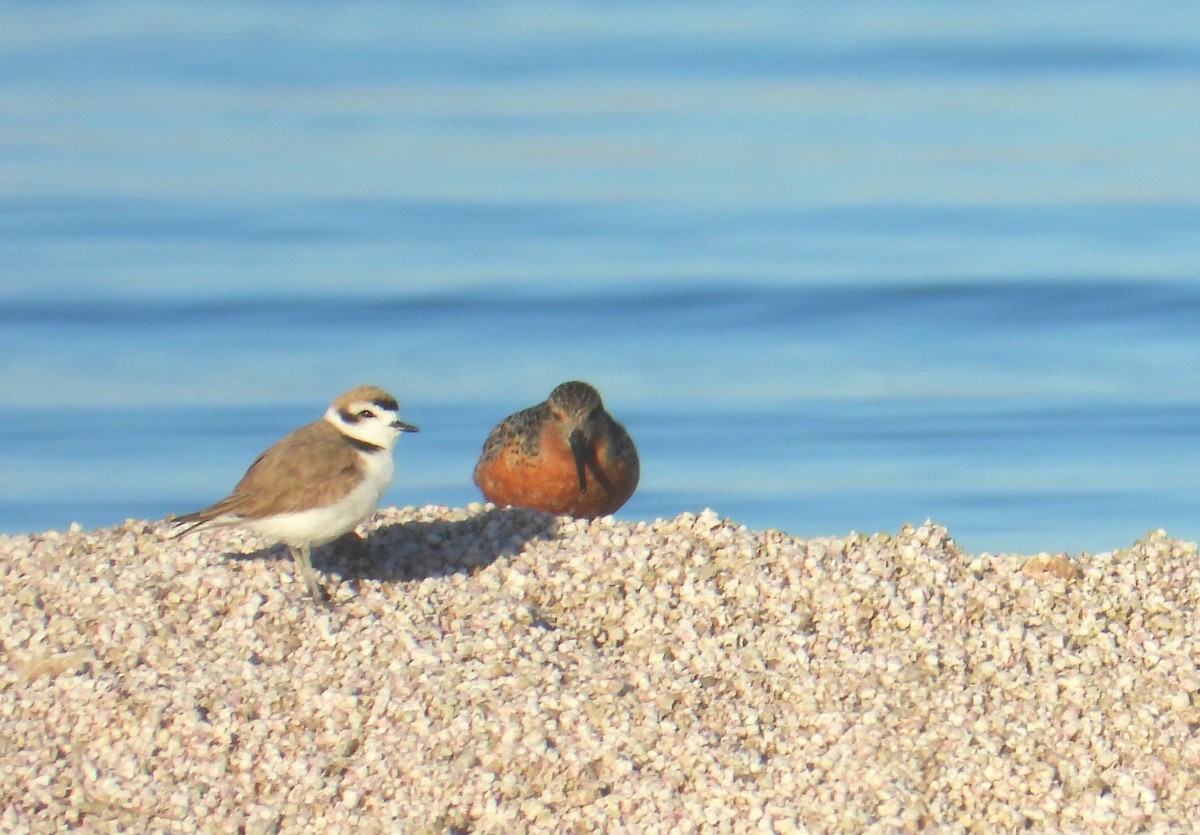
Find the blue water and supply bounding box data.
[3,2,1200,554]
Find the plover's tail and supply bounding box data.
[168,510,234,539]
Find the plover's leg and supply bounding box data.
[290,544,327,601]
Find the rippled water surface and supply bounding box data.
[3,2,1200,553]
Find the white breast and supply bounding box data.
[246,449,396,547]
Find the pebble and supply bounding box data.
[2,507,1199,831]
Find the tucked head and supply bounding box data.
[325,385,419,449]
[547,381,605,422]
[545,381,609,492]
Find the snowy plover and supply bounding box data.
[173,385,418,599]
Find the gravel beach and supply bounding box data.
[2,505,1198,833]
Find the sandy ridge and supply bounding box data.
[1,506,1198,832]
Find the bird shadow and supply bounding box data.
[321,506,562,585]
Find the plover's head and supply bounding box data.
[326,385,419,450]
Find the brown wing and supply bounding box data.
[603,414,639,472]
[475,402,549,467]
[175,421,364,528]
[597,414,640,506]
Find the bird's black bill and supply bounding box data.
[568,429,589,493]
[393,420,420,433]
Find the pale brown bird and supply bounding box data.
[172,385,418,599]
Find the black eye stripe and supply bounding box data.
[340,400,397,423]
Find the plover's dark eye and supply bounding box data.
[357,409,375,419]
